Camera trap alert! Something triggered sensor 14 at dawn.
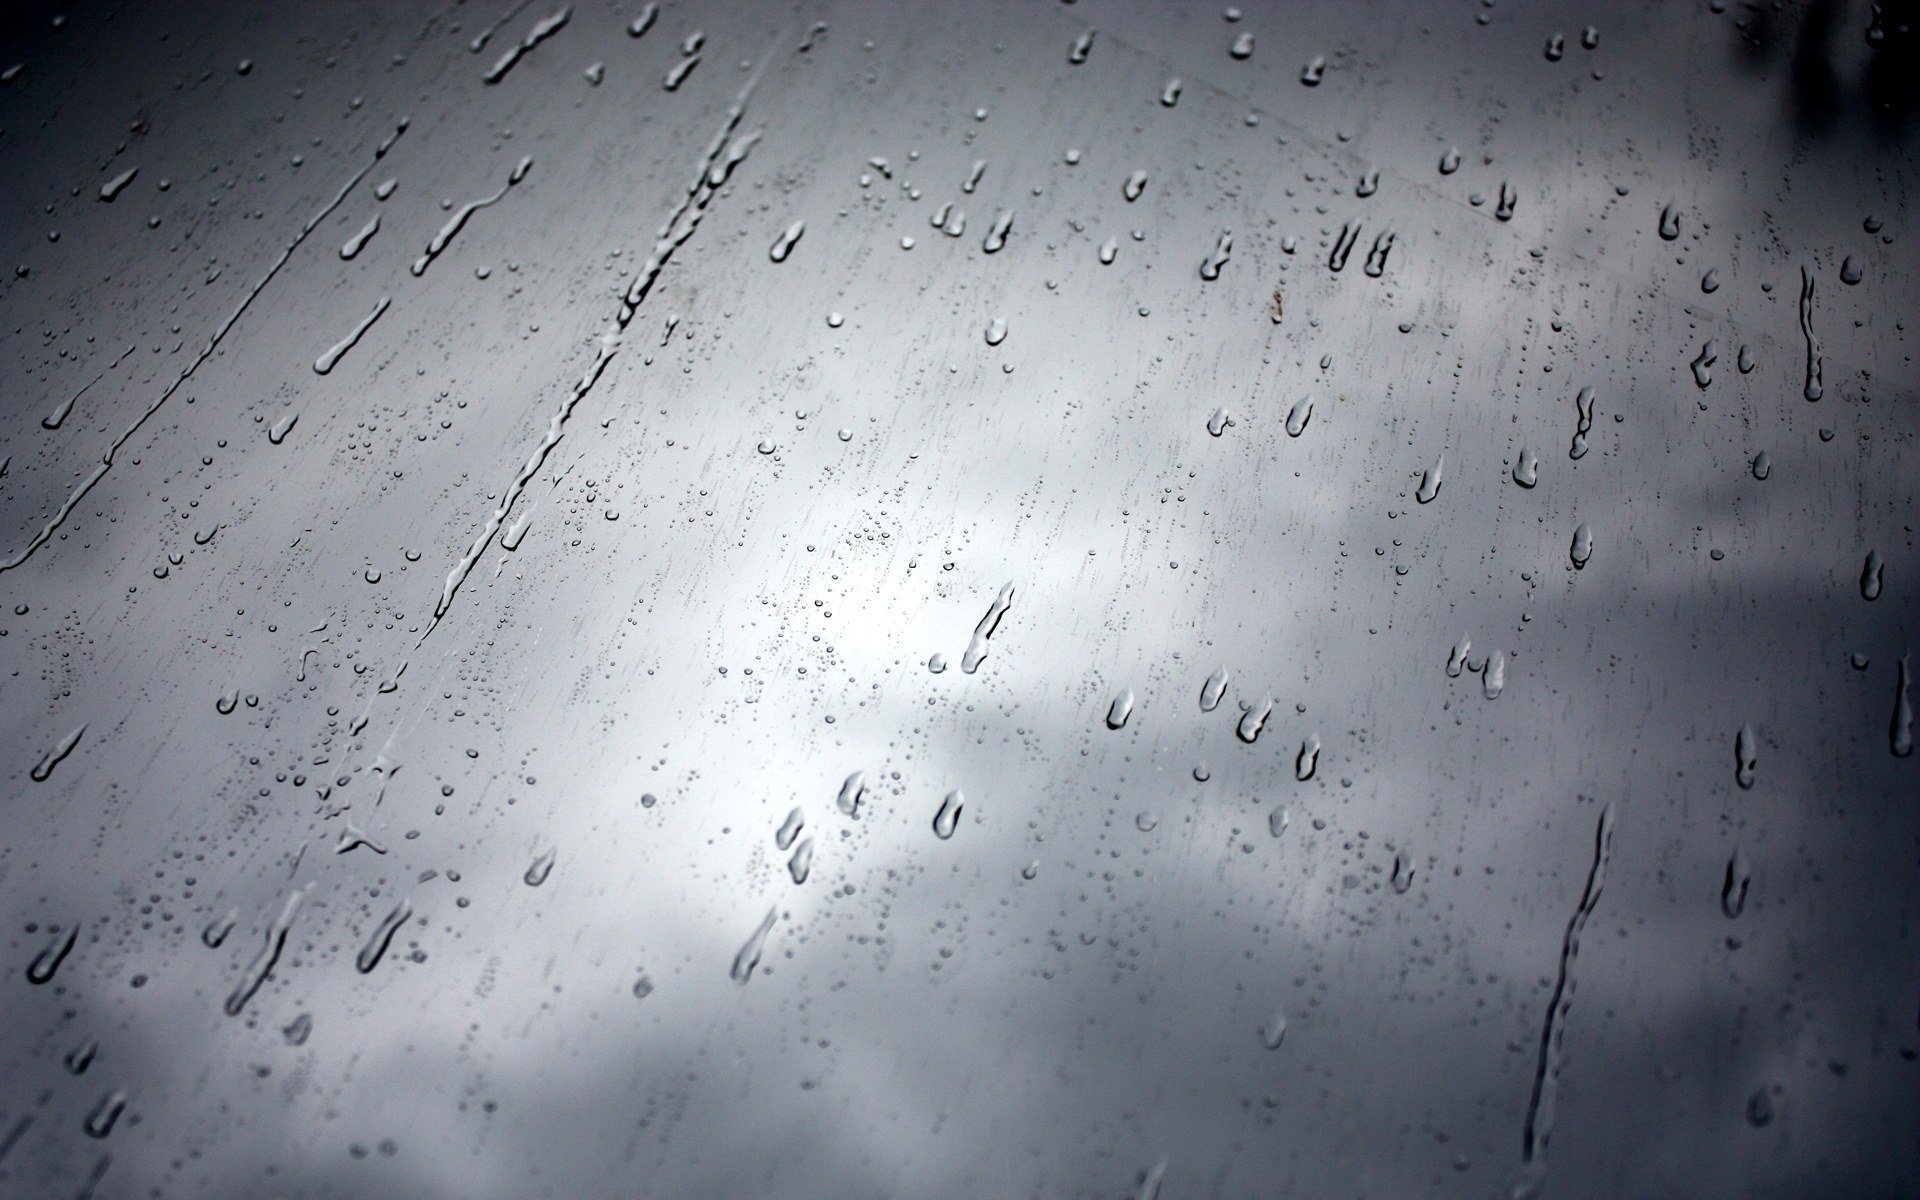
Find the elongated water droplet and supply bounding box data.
[982,210,1013,254]
[524,847,556,886]
[1513,447,1538,488]
[1295,734,1320,781]
[836,770,867,817]
[1737,343,1754,373]
[1439,147,1460,174]
[1328,222,1360,272]
[1390,850,1416,894]
[1137,1155,1169,1200]
[663,53,699,90]
[202,910,236,949]
[1206,407,1230,437]
[627,3,658,37]
[283,1012,313,1045]
[1799,267,1823,400]
[729,905,778,984]
[1735,723,1757,789]
[961,581,1014,672]
[1230,31,1255,59]
[82,1091,125,1139]
[769,219,805,263]
[1356,169,1379,198]
[927,652,946,674]
[985,316,1007,346]
[1750,450,1770,480]
[1285,396,1313,437]
[1301,55,1326,85]
[1892,655,1914,758]
[933,789,964,839]
[26,926,77,985]
[1721,849,1750,919]
[1123,169,1147,202]
[1415,454,1444,503]
[225,887,305,1017]
[1446,635,1471,678]
[1200,666,1229,712]
[787,838,813,884]
[1068,29,1096,64]
[411,159,530,276]
[30,723,86,782]
[483,7,572,85]
[216,689,238,715]
[1569,523,1593,570]
[1268,804,1290,837]
[268,413,297,444]
[1236,695,1272,743]
[1099,237,1118,264]
[1483,650,1507,699]
[1860,549,1883,600]
[1544,32,1565,60]
[340,214,379,260]
[314,295,390,374]
[1259,1009,1288,1049]
[356,899,411,973]
[64,1037,97,1075]
[1658,203,1680,240]
[1495,181,1517,221]
[1160,77,1182,106]
[775,806,804,851]
[1689,340,1715,390]
[1105,688,1135,730]
[1199,230,1232,280]
[1362,229,1395,276]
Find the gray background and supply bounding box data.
[0,0,1914,1196]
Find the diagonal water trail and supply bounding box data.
[417,75,762,647]
[0,119,410,577]
[1511,801,1617,1200]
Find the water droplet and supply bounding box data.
[1700,268,1719,293]
[1285,396,1314,437]
[1482,650,1507,699]
[729,905,778,984]
[1301,55,1326,85]
[225,887,306,1016]
[627,3,658,37]
[1123,169,1147,202]
[1230,32,1255,59]
[663,54,700,90]
[1544,32,1565,60]
[356,898,411,973]
[1099,237,1118,264]
[985,316,1007,346]
[775,807,804,851]
[1356,169,1379,198]
[1068,29,1096,64]
[1860,549,1883,600]
[82,1090,126,1139]
[1839,255,1863,285]
[1495,181,1517,221]
[268,413,298,445]
[1799,267,1823,400]
[1268,805,1290,837]
[982,210,1013,254]
[1735,723,1757,789]
[769,220,805,263]
[1328,222,1360,272]
[961,581,1014,672]
[30,723,86,782]
[1658,203,1680,240]
[524,847,556,886]
[1199,230,1232,280]
[1689,339,1716,390]
[1295,734,1320,780]
[26,926,77,985]
[836,770,868,817]
[1439,147,1460,174]
[1415,454,1444,503]
[933,790,964,839]
[1021,860,1039,880]
[64,1037,97,1075]
[1236,695,1273,743]
[1721,849,1750,918]
[787,837,813,884]
[1513,447,1539,488]
[340,214,379,260]
[1751,451,1770,480]
[1259,1009,1288,1049]
[1891,655,1913,758]
[1206,407,1231,437]
[1160,77,1182,106]
[927,652,946,674]
[1745,1089,1774,1127]
[314,295,391,375]
[99,168,137,203]
[1200,666,1230,712]
[1569,522,1593,570]
[1390,851,1416,894]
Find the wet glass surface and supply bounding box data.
[0,1,1915,1196]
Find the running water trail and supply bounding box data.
[0,119,409,575]
[1511,802,1616,1199]
[421,77,762,645]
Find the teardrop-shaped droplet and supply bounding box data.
[1569,522,1593,569]
[729,905,778,984]
[26,926,77,985]
[837,770,867,817]
[1295,734,1320,781]
[1513,446,1538,488]
[1721,848,1751,919]
[1105,688,1135,730]
[1206,407,1231,437]
[775,806,804,851]
[1267,805,1290,837]
[1735,723,1757,790]
[1446,635,1471,678]
[1415,454,1444,503]
[787,837,814,884]
[1860,549,1883,600]
[1390,851,1416,894]
[524,847,556,887]
[933,789,964,839]
[1200,666,1230,712]
[1123,169,1147,202]
[769,220,805,263]
[1285,396,1313,437]
[1658,203,1680,240]
[985,316,1007,346]
[1259,1009,1288,1049]
[1236,695,1273,743]
[1482,650,1507,700]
